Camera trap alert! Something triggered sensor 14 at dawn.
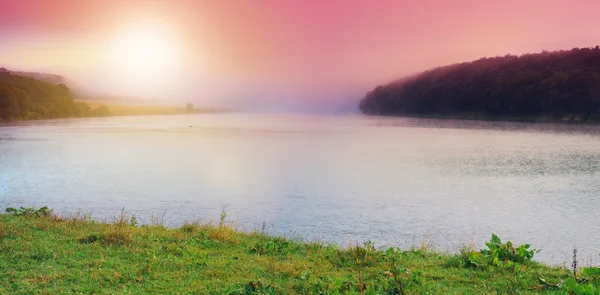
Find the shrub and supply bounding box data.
[5,206,53,217]
[462,234,539,267]
[481,234,539,265]
[566,277,600,295]
[249,237,296,256]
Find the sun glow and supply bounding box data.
[107,19,183,93]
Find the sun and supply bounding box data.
[108,19,182,91]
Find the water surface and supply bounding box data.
[2,113,600,264]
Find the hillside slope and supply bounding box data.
[0,68,95,120]
[360,47,600,122]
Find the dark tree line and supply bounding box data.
[359,46,600,121]
[0,69,110,120]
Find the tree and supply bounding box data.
[0,70,94,121]
[91,105,111,117]
[185,103,194,112]
[360,46,600,122]
[74,102,91,117]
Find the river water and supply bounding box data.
[1,113,600,264]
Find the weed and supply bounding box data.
[180,221,202,233]
[384,247,407,295]
[77,211,136,247]
[220,207,227,227]
[565,277,600,295]
[574,248,579,278]
[562,267,600,294]
[130,215,138,227]
[5,206,53,217]
[79,228,133,247]
[463,233,539,267]
[583,267,600,278]
[482,234,539,264]
[249,237,295,256]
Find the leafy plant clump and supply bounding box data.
[5,206,53,217]
[463,234,539,267]
[566,278,600,295]
[566,267,600,295]
[481,233,539,264]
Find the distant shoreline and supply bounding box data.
[78,100,225,118]
[360,47,600,123]
[362,112,596,124]
[0,100,225,124]
[0,69,224,122]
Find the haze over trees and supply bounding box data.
[5,69,66,85]
[0,68,108,120]
[360,46,600,121]
[185,103,194,112]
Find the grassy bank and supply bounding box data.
[0,207,596,294]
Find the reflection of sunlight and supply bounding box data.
[202,149,243,190]
[195,142,283,201]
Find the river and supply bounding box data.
[1,113,600,264]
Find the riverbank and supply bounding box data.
[1,207,592,294]
[363,112,598,124]
[81,100,223,117]
[0,101,223,123]
[0,70,223,122]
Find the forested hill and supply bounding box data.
[359,46,600,122]
[7,70,66,85]
[0,68,109,120]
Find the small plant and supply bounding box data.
[79,228,133,247]
[583,267,600,278]
[220,207,227,227]
[5,206,53,217]
[130,215,138,227]
[565,278,600,295]
[573,248,579,278]
[387,260,407,295]
[461,234,539,268]
[180,222,202,233]
[480,234,539,265]
[563,267,600,294]
[249,237,294,256]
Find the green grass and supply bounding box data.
[0,208,589,294]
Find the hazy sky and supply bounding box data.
[1,0,600,110]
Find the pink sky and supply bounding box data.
[1,0,600,109]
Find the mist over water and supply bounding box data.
[1,113,600,264]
